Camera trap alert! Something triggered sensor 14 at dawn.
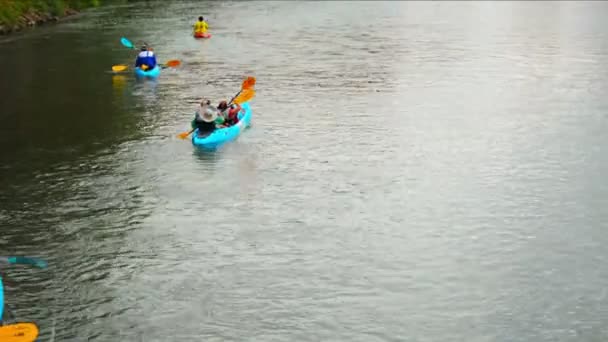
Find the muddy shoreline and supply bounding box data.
[0,8,81,36]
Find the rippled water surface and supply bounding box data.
[1,1,608,341]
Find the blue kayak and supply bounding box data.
[135,65,161,78]
[192,102,252,149]
[0,276,4,321]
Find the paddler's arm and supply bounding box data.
[0,256,48,269]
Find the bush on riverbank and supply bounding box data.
[0,0,101,33]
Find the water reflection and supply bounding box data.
[111,74,128,94]
[192,147,222,165]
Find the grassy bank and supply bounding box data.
[0,0,102,34]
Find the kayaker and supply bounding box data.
[135,45,157,70]
[192,100,219,135]
[193,16,209,35]
[217,100,241,126]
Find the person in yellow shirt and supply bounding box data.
[193,16,208,36]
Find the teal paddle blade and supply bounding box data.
[6,256,48,269]
[120,37,133,49]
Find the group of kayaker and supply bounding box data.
[192,99,242,135]
[131,15,209,72]
[189,16,244,135]
[124,15,248,140]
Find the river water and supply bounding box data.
[1,1,608,341]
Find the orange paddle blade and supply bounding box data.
[177,131,191,139]
[164,60,181,68]
[233,76,256,104]
[242,76,256,90]
[233,89,255,105]
[0,323,39,342]
[112,65,128,72]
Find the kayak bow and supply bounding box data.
[194,32,212,39]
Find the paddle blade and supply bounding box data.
[7,256,47,269]
[0,323,39,342]
[233,90,255,105]
[164,60,181,68]
[233,77,256,104]
[141,64,149,70]
[177,131,192,139]
[112,65,128,72]
[242,76,256,90]
[120,37,134,49]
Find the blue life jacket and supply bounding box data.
[135,50,157,69]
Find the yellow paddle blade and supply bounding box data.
[141,64,149,70]
[112,65,128,72]
[0,323,39,342]
[164,60,181,68]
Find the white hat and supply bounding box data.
[200,107,217,123]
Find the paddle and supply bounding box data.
[232,76,256,105]
[120,37,136,50]
[111,60,181,73]
[161,60,181,69]
[112,65,128,72]
[113,37,137,72]
[0,256,48,269]
[121,37,157,55]
[0,323,39,342]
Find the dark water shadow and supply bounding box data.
[191,146,222,164]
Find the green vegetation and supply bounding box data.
[0,0,101,28]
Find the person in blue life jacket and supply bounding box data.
[135,45,157,71]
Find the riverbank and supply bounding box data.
[0,0,100,35]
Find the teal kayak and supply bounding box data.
[0,256,47,323]
[192,102,252,149]
[135,65,161,78]
[0,276,3,321]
